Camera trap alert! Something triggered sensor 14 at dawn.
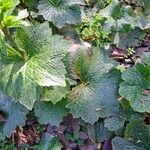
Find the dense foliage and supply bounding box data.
[0,0,150,149]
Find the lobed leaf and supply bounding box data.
[38,0,84,28]
[34,100,68,126]
[66,48,121,124]
[0,91,28,138]
[125,120,150,150]
[0,22,70,109]
[119,52,150,113]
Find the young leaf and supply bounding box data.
[0,0,20,16]
[0,91,28,138]
[0,22,70,109]
[119,52,150,113]
[66,48,121,124]
[34,100,68,126]
[38,0,84,28]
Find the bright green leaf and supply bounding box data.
[0,22,70,109]
[41,86,68,104]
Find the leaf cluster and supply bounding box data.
[0,0,149,149]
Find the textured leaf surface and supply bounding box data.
[0,0,20,16]
[0,22,69,109]
[104,114,125,131]
[95,121,112,142]
[135,15,150,29]
[99,0,134,29]
[120,99,144,122]
[125,120,150,150]
[34,100,68,126]
[143,0,150,15]
[114,28,145,48]
[41,86,68,104]
[119,53,150,113]
[112,137,144,150]
[38,0,84,28]
[0,91,28,138]
[141,52,150,65]
[35,133,62,150]
[66,48,121,124]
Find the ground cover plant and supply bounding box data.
[0,0,150,149]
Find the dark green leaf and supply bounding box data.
[34,100,68,126]
[104,114,125,131]
[0,91,28,138]
[38,0,84,28]
[119,61,150,113]
[112,137,144,150]
[66,48,121,124]
[114,28,145,48]
[35,133,62,150]
[95,121,112,142]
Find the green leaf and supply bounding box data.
[114,28,145,48]
[119,53,150,113]
[95,121,112,142]
[120,99,144,122]
[0,22,70,109]
[134,14,150,29]
[41,86,68,104]
[35,133,62,150]
[2,9,30,28]
[99,0,134,29]
[0,0,20,16]
[66,48,121,124]
[141,52,150,65]
[23,0,39,11]
[112,137,144,150]
[143,0,150,15]
[0,91,28,138]
[0,29,6,55]
[38,0,84,28]
[34,100,68,126]
[104,114,125,131]
[125,120,150,150]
